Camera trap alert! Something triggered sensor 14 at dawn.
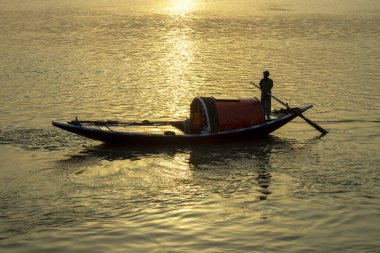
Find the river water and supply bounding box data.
[1,0,379,252]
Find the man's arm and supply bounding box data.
[259,79,263,89]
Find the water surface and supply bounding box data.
[1,0,379,252]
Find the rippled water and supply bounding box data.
[1,0,380,252]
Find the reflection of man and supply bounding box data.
[259,71,274,120]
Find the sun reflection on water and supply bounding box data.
[166,0,199,16]
[163,29,194,88]
[158,0,202,118]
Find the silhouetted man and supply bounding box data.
[259,71,273,120]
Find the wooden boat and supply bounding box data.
[52,97,313,145]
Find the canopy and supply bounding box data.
[189,97,264,133]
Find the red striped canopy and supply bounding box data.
[215,98,264,131]
[190,97,264,133]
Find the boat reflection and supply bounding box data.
[57,136,294,201]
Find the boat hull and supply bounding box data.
[52,105,312,145]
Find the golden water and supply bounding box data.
[1,0,379,252]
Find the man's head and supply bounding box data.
[263,71,270,78]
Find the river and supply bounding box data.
[0,0,379,252]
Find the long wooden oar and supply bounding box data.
[251,82,328,135]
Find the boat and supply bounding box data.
[52,97,313,145]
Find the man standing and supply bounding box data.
[259,71,273,120]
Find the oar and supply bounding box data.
[250,82,328,135]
